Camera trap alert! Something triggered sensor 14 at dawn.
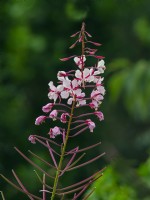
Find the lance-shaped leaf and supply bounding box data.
[58,181,91,196]
[68,153,86,168]
[65,141,101,155]
[28,150,56,169]
[12,170,34,200]
[57,167,105,192]
[42,174,46,200]
[76,142,101,153]
[82,187,96,200]
[61,194,65,200]
[57,172,103,197]
[35,135,61,147]
[14,147,54,179]
[72,181,92,200]
[60,147,79,176]
[0,174,42,200]
[35,138,60,156]
[67,152,105,171]
[33,170,53,190]
[46,141,58,168]
[0,191,5,200]
[69,127,89,138]
[70,123,86,130]
[73,172,103,200]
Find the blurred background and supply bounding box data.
[0,0,150,199]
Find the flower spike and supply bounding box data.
[2,23,106,200]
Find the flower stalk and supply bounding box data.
[51,99,76,200]
[1,22,106,200]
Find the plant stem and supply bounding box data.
[81,22,85,70]
[51,100,76,200]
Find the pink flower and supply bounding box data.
[61,78,81,101]
[97,85,105,95]
[48,81,64,102]
[42,103,54,113]
[67,89,86,106]
[63,78,78,91]
[97,60,106,73]
[49,110,58,120]
[95,77,104,91]
[76,99,86,107]
[75,68,95,83]
[35,116,46,125]
[94,111,104,121]
[57,71,68,81]
[48,126,61,138]
[28,135,36,144]
[85,119,95,132]
[74,56,86,69]
[89,100,99,110]
[60,113,69,123]
[91,90,104,102]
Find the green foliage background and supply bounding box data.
[0,0,150,199]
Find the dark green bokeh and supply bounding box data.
[0,0,150,199]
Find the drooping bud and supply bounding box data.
[28,135,36,144]
[42,103,54,113]
[60,113,69,123]
[35,116,46,125]
[48,126,61,138]
[94,111,104,121]
[49,110,58,121]
[85,119,95,132]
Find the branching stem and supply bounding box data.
[50,100,76,200]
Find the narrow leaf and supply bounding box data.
[33,170,53,190]
[82,187,96,200]
[0,174,42,200]
[14,147,54,179]
[12,170,34,200]
[67,152,105,171]
[35,135,61,147]
[72,181,92,200]
[0,191,5,200]
[60,147,78,176]
[69,153,86,168]
[43,174,46,200]
[61,194,65,200]
[77,141,101,153]
[46,141,58,168]
[35,138,60,156]
[57,167,105,192]
[28,150,56,169]
[69,127,89,138]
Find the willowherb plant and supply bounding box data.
[1,22,106,200]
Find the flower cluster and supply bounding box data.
[32,25,106,140]
[33,57,105,139]
[1,23,106,200]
